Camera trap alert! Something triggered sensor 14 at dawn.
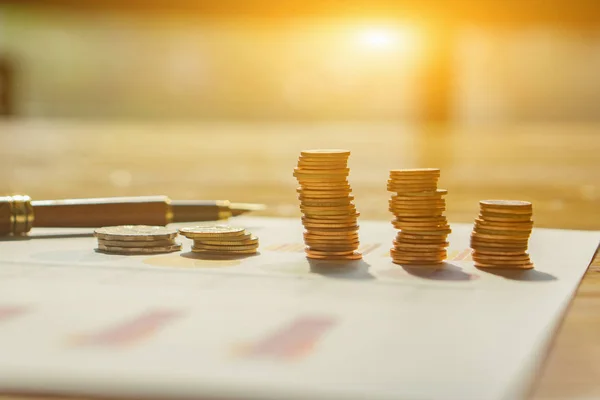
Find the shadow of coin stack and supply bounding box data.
[387,168,450,266]
[470,200,534,269]
[294,149,362,261]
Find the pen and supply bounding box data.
[0,195,266,235]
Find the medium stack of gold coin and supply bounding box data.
[387,168,450,266]
[470,200,534,269]
[294,149,361,261]
[179,225,259,255]
[94,225,181,254]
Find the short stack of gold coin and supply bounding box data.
[387,168,450,266]
[470,200,534,269]
[94,225,181,254]
[294,149,361,261]
[179,225,259,255]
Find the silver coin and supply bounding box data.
[94,225,178,241]
[96,243,182,254]
[97,239,177,248]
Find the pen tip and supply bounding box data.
[229,202,267,216]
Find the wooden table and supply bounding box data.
[0,119,598,399]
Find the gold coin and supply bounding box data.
[388,179,439,185]
[179,225,247,239]
[301,149,351,157]
[390,210,445,217]
[300,203,356,211]
[391,258,447,265]
[391,194,446,201]
[97,243,182,254]
[472,253,531,262]
[479,207,533,216]
[390,250,446,260]
[306,239,360,245]
[393,241,449,250]
[470,240,528,250]
[297,185,352,190]
[400,228,452,236]
[393,223,450,231]
[298,192,353,198]
[393,219,449,226]
[474,262,534,270]
[94,225,178,241]
[470,232,529,243]
[294,167,349,174]
[302,215,358,223]
[398,223,451,231]
[387,185,439,193]
[474,219,533,229]
[304,232,359,239]
[302,210,357,217]
[296,163,349,170]
[300,200,355,207]
[391,248,447,257]
[194,236,259,246]
[298,156,349,165]
[388,178,438,184]
[480,200,532,209]
[299,196,354,203]
[478,212,532,222]
[303,222,359,230]
[305,231,359,237]
[473,227,530,238]
[304,229,359,237]
[301,209,357,217]
[297,187,352,194]
[305,249,357,256]
[307,245,359,252]
[390,200,446,207]
[97,239,176,248]
[298,155,349,162]
[395,215,447,222]
[192,243,259,251]
[295,172,349,178]
[304,212,360,219]
[191,248,258,255]
[387,180,438,187]
[471,231,530,240]
[389,168,440,176]
[296,179,349,185]
[396,234,449,243]
[388,189,447,197]
[471,247,529,255]
[306,251,362,260]
[389,204,446,212]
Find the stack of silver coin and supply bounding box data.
[94,225,181,255]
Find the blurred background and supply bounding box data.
[0,0,599,228]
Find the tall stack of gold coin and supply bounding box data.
[294,149,361,261]
[470,200,534,269]
[387,168,450,266]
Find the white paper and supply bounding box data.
[0,217,597,400]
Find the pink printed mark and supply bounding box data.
[243,316,336,360]
[73,309,182,347]
[0,305,28,323]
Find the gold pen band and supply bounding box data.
[4,195,34,235]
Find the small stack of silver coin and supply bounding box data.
[94,225,181,255]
